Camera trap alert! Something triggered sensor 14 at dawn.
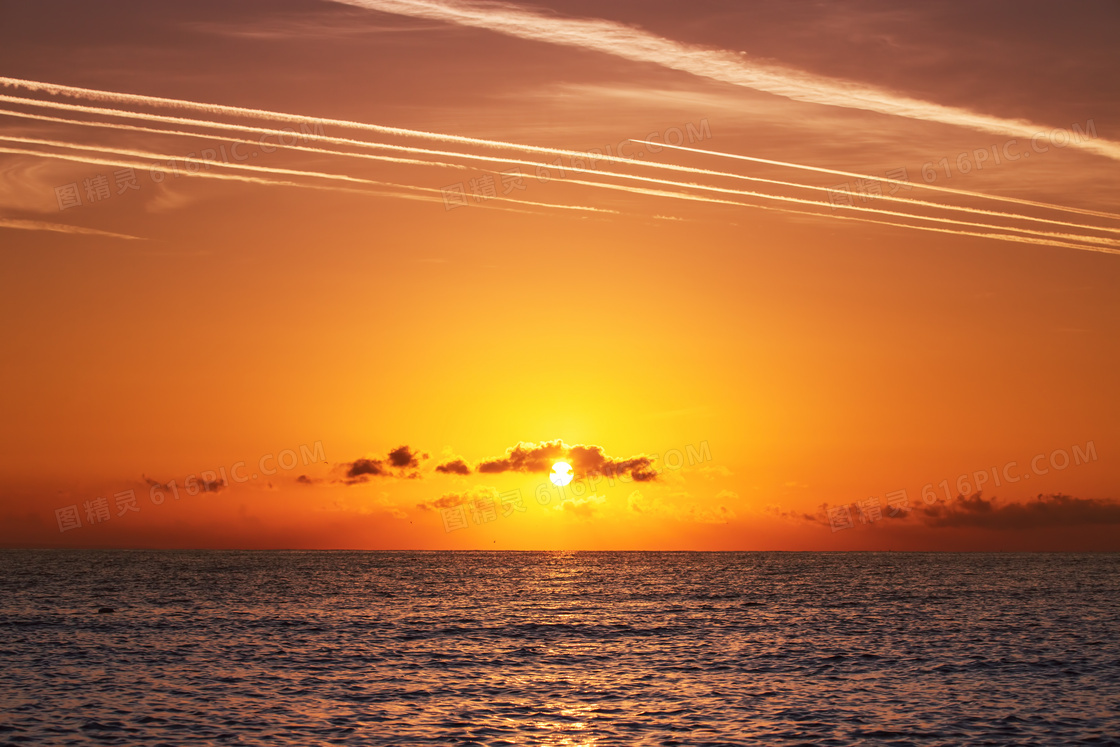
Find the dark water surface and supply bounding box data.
[1,551,1118,745]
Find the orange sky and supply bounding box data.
[1,0,1119,550]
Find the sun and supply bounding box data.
[550,461,573,486]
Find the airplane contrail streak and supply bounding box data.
[556,168,1119,254]
[5,126,1119,251]
[0,142,614,216]
[631,140,1120,223]
[0,134,436,190]
[2,87,1115,240]
[0,217,143,240]
[2,143,1110,255]
[0,106,471,172]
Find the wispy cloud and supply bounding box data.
[554,493,606,519]
[328,0,1120,162]
[627,489,734,524]
[0,217,142,241]
[416,485,497,511]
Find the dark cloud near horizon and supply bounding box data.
[435,458,471,475]
[340,445,427,484]
[812,493,1120,532]
[142,474,224,493]
[920,493,1120,530]
[768,505,819,522]
[477,439,658,481]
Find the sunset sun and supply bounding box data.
[550,461,573,486]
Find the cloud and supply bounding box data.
[329,0,1120,162]
[296,474,317,485]
[567,444,658,481]
[808,493,1120,532]
[554,493,606,519]
[434,458,471,475]
[416,485,499,511]
[627,490,733,523]
[477,439,657,481]
[919,493,1120,530]
[766,504,821,523]
[627,490,649,514]
[344,457,389,483]
[339,445,429,483]
[198,477,226,494]
[141,474,224,493]
[388,445,427,470]
[688,505,735,524]
[477,440,566,474]
[696,465,733,480]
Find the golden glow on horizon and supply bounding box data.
[0,1,1117,552]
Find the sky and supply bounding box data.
[1,0,1118,550]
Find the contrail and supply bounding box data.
[0,106,472,173]
[544,164,1120,248]
[632,139,1120,223]
[3,88,1115,240]
[7,106,1118,240]
[0,77,684,160]
[2,142,1109,255]
[8,119,1120,250]
[5,127,1118,251]
[556,167,1118,254]
[0,141,614,216]
[2,81,1113,249]
[325,0,1120,163]
[0,217,143,240]
[0,134,434,191]
[0,143,409,194]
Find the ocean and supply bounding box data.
[1,551,1117,745]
